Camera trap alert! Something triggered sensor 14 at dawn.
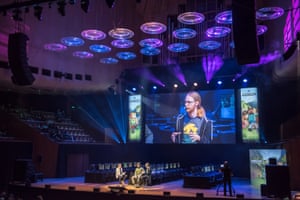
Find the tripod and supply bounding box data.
[216,179,236,196]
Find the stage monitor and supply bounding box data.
[249,149,287,188]
[144,89,236,144]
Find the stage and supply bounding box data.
[8,176,268,200]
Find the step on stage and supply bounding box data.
[8,177,272,200]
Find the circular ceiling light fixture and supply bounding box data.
[89,44,111,53]
[116,52,137,60]
[140,22,167,34]
[173,28,197,39]
[206,26,231,38]
[256,25,268,35]
[81,29,106,40]
[111,39,134,48]
[61,36,85,46]
[139,38,163,48]
[168,43,189,52]
[140,47,161,56]
[177,12,205,25]
[108,28,134,39]
[44,43,67,51]
[72,51,94,59]
[215,10,232,24]
[198,40,221,50]
[256,7,284,20]
[100,57,119,64]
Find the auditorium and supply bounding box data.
[0,0,299,199]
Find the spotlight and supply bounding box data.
[173,84,178,88]
[132,87,137,92]
[12,9,22,21]
[193,82,198,87]
[217,80,222,85]
[242,78,248,83]
[34,5,43,21]
[152,85,157,90]
[81,0,89,13]
[106,0,116,8]
[57,0,66,16]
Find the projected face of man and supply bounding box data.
[184,94,199,118]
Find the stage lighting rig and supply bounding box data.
[106,0,116,8]
[80,0,89,13]
[34,5,43,20]
[57,0,66,16]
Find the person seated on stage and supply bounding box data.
[219,161,233,196]
[115,163,127,185]
[141,162,152,186]
[131,162,145,187]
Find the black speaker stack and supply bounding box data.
[8,32,35,86]
[232,0,260,65]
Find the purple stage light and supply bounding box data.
[256,7,284,20]
[116,52,136,60]
[246,51,281,67]
[89,44,111,53]
[168,63,187,86]
[140,22,167,34]
[206,26,231,38]
[202,54,224,82]
[44,43,67,51]
[173,28,197,39]
[215,10,232,24]
[177,12,205,25]
[81,29,106,40]
[140,47,161,56]
[100,57,119,64]
[198,40,221,50]
[134,68,165,87]
[61,37,84,46]
[111,39,134,48]
[108,28,134,39]
[72,51,94,59]
[257,25,268,35]
[168,43,189,52]
[139,38,163,48]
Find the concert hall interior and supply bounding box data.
[0,0,300,200]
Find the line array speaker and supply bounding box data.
[8,32,35,85]
[232,0,260,65]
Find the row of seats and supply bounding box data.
[85,162,185,185]
[2,105,97,143]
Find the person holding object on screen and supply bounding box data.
[115,163,127,185]
[171,91,212,144]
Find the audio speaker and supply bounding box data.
[265,165,290,198]
[232,0,260,65]
[8,32,35,86]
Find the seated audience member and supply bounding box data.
[131,162,145,187]
[141,162,152,186]
[115,163,127,185]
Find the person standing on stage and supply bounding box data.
[115,163,127,185]
[131,162,145,187]
[171,91,211,144]
[220,161,233,196]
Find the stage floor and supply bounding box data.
[29,177,264,199]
